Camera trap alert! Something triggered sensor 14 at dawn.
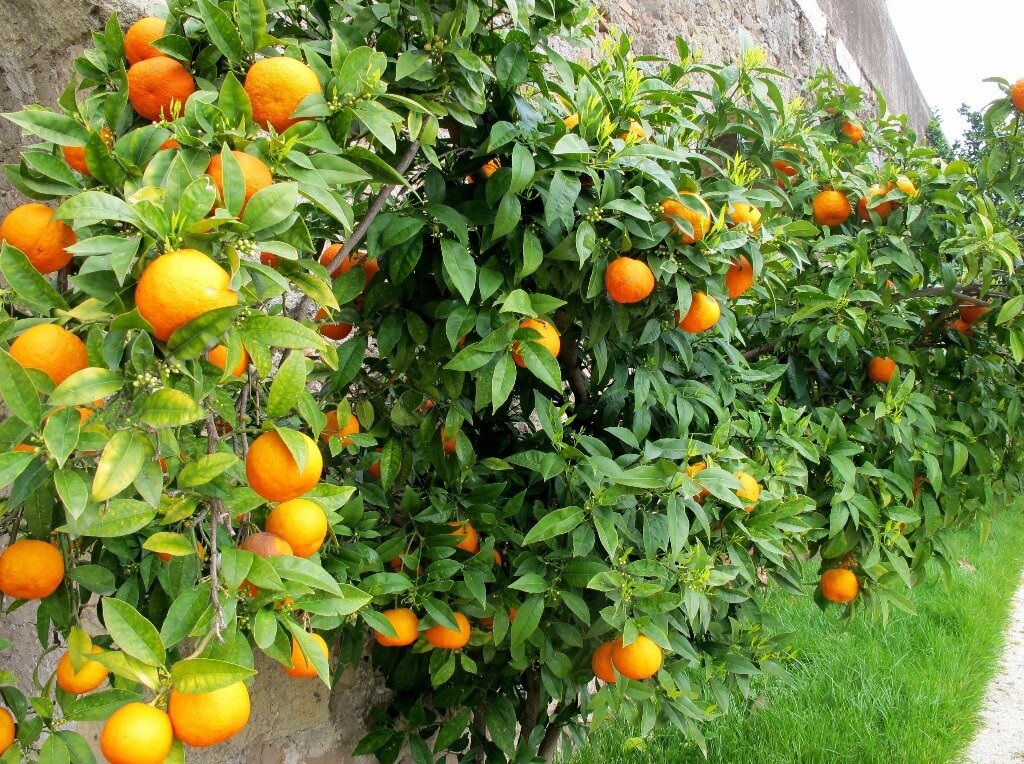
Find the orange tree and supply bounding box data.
[1,0,1024,761]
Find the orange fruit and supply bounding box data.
[266,498,328,558]
[959,302,990,324]
[725,256,754,299]
[676,291,720,334]
[367,447,383,479]
[124,17,166,65]
[283,633,329,677]
[734,471,761,512]
[610,634,663,680]
[127,57,195,121]
[168,681,250,747]
[948,318,973,337]
[774,158,798,177]
[322,409,360,446]
[812,189,851,227]
[319,245,380,285]
[821,568,860,603]
[661,192,712,244]
[315,309,353,341]
[0,202,76,274]
[894,175,917,197]
[244,56,322,133]
[425,612,471,649]
[245,430,322,502]
[0,707,12,756]
[481,158,501,178]
[856,185,893,222]
[159,137,180,150]
[99,702,173,764]
[592,641,617,683]
[63,127,113,176]
[841,120,863,143]
[374,608,420,647]
[9,324,88,386]
[728,203,761,234]
[684,461,710,500]
[207,151,273,212]
[867,356,897,383]
[492,549,503,567]
[238,531,293,558]
[260,252,279,267]
[0,539,64,599]
[1011,78,1024,111]
[563,113,580,130]
[605,256,655,303]
[135,249,237,342]
[441,429,459,455]
[449,521,480,553]
[511,319,560,367]
[56,645,109,694]
[619,119,646,141]
[207,344,249,378]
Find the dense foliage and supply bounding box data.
[1,0,1023,761]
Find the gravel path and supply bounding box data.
[964,579,1024,763]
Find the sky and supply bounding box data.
[886,0,1023,143]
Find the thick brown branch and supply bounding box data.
[559,339,590,405]
[539,718,563,763]
[520,666,543,742]
[743,339,779,361]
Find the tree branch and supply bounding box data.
[520,666,543,743]
[539,718,563,763]
[742,338,779,361]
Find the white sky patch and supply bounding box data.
[886,0,1023,142]
[794,0,828,37]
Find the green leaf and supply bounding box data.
[241,315,326,352]
[491,353,517,410]
[0,451,35,490]
[43,406,81,467]
[218,72,253,127]
[496,42,529,89]
[266,351,308,419]
[270,556,343,595]
[198,0,244,62]
[379,440,402,490]
[441,238,476,303]
[492,193,522,240]
[79,499,157,537]
[102,598,166,667]
[139,388,205,428]
[282,621,331,685]
[4,109,89,144]
[510,595,544,649]
[996,294,1024,325]
[518,342,562,392]
[66,564,116,595]
[49,368,122,407]
[171,659,257,693]
[92,430,153,502]
[167,306,240,360]
[0,348,42,427]
[522,506,584,545]
[509,143,535,194]
[217,145,245,216]
[55,192,139,226]
[242,183,299,233]
[0,242,69,311]
[142,532,193,556]
[177,453,240,488]
[234,0,268,51]
[294,584,372,617]
[63,689,141,722]
[161,584,213,648]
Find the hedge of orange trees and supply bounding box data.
[1,0,1023,760]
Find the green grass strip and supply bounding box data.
[569,511,1024,764]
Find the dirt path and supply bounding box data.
[964,580,1024,763]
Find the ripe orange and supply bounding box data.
[661,192,712,244]
[283,633,329,677]
[592,641,617,683]
[265,498,328,558]
[959,302,990,324]
[9,324,88,386]
[511,319,560,367]
[867,356,897,383]
[425,612,471,649]
[821,568,860,603]
[207,151,273,211]
[812,190,851,227]
[127,57,195,121]
[449,521,480,553]
[56,645,109,694]
[728,203,761,234]
[676,291,720,333]
[1010,78,1024,111]
[63,127,114,176]
[315,309,353,341]
[725,256,754,299]
[684,461,710,500]
[99,702,173,764]
[135,249,237,341]
[244,56,322,133]
[124,17,166,65]
[159,137,180,150]
[441,430,459,455]
[207,344,249,378]
[238,531,293,558]
[610,634,663,680]
[734,471,761,512]
[320,245,380,285]
[481,158,501,178]
[774,158,798,177]
[893,175,917,197]
[841,120,863,143]
[0,539,64,599]
[0,707,12,756]
[322,409,360,446]
[948,318,973,337]
[619,119,646,141]
[605,256,655,303]
[563,113,580,130]
[374,608,420,647]
[856,185,893,222]
[367,447,383,479]
[246,430,322,502]
[168,681,250,747]
[0,202,76,274]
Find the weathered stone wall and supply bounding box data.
[0,0,929,760]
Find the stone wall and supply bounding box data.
[0,0,929,760]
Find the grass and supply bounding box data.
[568,511,1024,764]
